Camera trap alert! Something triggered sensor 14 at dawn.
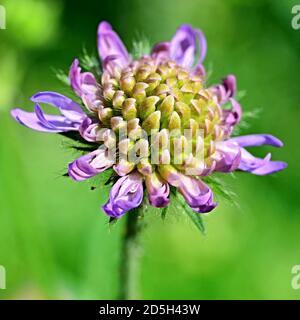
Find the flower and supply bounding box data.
[102,172,144,218]
[11,21,287,219]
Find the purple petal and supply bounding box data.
[229,134,283,148]
[97,21,129,69]
[31,91,85,122]
[211,75,237,104]
[113,159,134,177]
[34,104,76,131]
[192,64,206,78]
[170,24,207,70]
[249,160,287,175]
[102,172,144,218]
[69,59,99,111]
[195,29,207,64]
[221,98,242,135]
[238,148,287,175]
[223,75,236,98]
[68,147,114,181]
[178,174,217,213]
[170,24,196,68]
[145,172,170,208]
[11,104,79,133]
[102,54,125,76]
[79,117,101,142]
[151,41,170,62]
[213,141,241,173]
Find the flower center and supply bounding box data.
[98,57,224,176]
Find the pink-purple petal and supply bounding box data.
[169,24,207,70]
[97,21,130,69]
[195,29,207,64]
[31,91,85,122]
[211,75,237,105]
[238,148,287,175]
[102,172,144,218]
[249,160,287,175]
[79,117,101,142]
[11,105,80,133]
[151,41,170,62]
[178,174,217,213]
[221,98,242,135]
[69,59,99,106]
[170,24,196,69]
[68,147,114,181]
[214,141,241,172]
[145,173,170,208]
[230,134,283,148]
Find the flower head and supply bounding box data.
[11,21,287,219]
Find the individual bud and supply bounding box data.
[175,102,191,123]
[158,95,174,120]
[189,119,199,137]
[204,119,213,135]
[118,138,132,155]
[136,65,152,82]
[126,118,143,140]
[122,98,137,120]
[157,164,181,187]
[150,129,170,165]
[127,118,140,132]
[137,158,152,176]
[142,111,161,134]
[102,84,115,101]
[207,106,216,120]
[182,156,207,176]
[112,90,125,109]
[139,96,160,120]
[157,65,169,80]
[160,149,171,165]
[183,153,194,166]
[171,135,189,164]
[113,159,135,176]
[195,134,204,154]
[166,77,178,88]
[170,87,183,101]
[192,80,202,94]
[98,108,113,125]
[120,75,136,94]
[190,99,203,115]
[155,84,170,97]
[137,138,150,156]
[190,74,202,82]
[111,116,126,132]
[168,111,181,131]
[146,73,162,91]
[180,82,194,93]
[132,82,149,104]
[198,89,210,100]
[157,129,169,148]
[101,71,111,84]
[102,129,117,149]
[177,70,189,81]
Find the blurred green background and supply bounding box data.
[0,0,299,299]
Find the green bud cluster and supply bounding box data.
[98,57,224,176]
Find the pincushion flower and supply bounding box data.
[11,22,287,220]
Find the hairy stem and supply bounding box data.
[118,206,144,300]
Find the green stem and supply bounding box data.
[118,206,143,300]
